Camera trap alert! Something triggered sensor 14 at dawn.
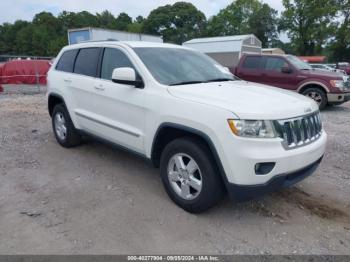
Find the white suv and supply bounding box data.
[47,41,327,213]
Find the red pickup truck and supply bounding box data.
[232,54,350,109]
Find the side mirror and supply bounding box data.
[112,67,144,88]
[281,66,292,74]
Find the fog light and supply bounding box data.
[255,162,275,175]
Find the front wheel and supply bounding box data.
[160,137,225,213]
[302,88,327,110]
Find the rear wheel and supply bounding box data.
[160,137,225,213]
[302,87,327,110]
[52,104,81,148]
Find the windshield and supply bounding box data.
[286,55,313,70]
[133,47,235,86]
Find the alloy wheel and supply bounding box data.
[54,112,67,141]
[167,153,203,200]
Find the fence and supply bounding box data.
[0,55,53,94]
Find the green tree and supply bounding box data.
[0,21,29,54]
[328,0,350,61]
[127,16,145,33]
[59,11,98,30]
[115,12,132,31]
[143,2,206,44]
[15,24,34,55]
[206,0,278,47]
[97,10,117,29]
[280,0,338,55]
[31,12,62,56]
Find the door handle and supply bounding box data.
[94,85,105,91]
[64,79,72,83]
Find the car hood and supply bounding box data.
[167,80,319,120]
[303,69,344,79]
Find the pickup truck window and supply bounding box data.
[101,48,134,80]
[242,56,262,69]
[264,57,288,71]
[134,47,234,86]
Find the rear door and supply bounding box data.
[236,55,264,83]
[53,49,79,116]
[90,47,146,154]
[70,47,103,130]
[260,56,298,90]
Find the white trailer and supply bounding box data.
[68,27,163,45]
[183,34,262,67]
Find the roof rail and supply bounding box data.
[78,38,119,44]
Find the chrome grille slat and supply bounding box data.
[309,116,315,138]
[275,112,322,150]
[299,119,305,142]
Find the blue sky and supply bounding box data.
[0,0,284,24]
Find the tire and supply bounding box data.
[160,137,225,213]
[52,104,81,148]
[302,87,327,110]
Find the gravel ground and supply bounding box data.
[0,93,349,255]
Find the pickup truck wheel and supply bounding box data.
[160,137,224,213]
[302,88,327,110]
[52,104,81,148]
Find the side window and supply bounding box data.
[74,48,101,77]
[264,57,287,71]
[56,49,78,73]
[242,56,261,69]
[101,48,134,80]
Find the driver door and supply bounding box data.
[260,56,297,91]
[90,47,146,154]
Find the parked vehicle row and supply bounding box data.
[309,63,346,75]
[232,54,350,109]
[337,62,350,75]
[47,41,327,213]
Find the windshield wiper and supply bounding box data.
[205,78,234,83]
[169,81,204,86]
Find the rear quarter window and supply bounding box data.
[56,49,79,73]
[242,56,262,69]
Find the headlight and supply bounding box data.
[228,119,277,138]
[330,80,345,90]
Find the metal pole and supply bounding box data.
[34,56,40,93]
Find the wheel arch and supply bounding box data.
[297,81,329,94]
[151,123,229,187]
[48,93,66,117]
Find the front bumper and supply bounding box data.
[327,93,350,104]
[218,129,327,186]
[226,156,323,201]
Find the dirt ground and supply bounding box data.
[0,93,349,255]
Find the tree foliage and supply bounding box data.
[205,0,278,47]
[328,0,350,62]
[0,1,348,61]
[280,0,338,55]
[142,2,206,44]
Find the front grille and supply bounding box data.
[343,76,350,89]
[344,80,350,89]
[274,112,322,150]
